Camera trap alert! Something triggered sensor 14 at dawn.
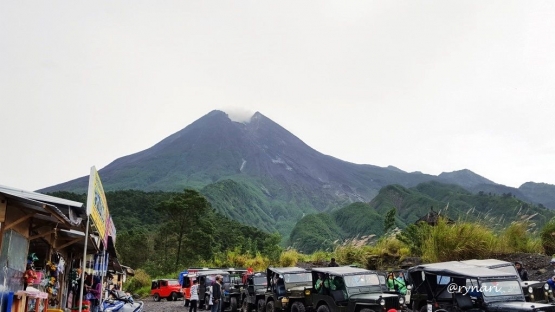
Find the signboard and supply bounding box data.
[86,166,110,248]
[107,216,117,244]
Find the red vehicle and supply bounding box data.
[151,279,183,302]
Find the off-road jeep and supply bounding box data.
[310,267,404,312]
[241,271,267,312]
[223,268,249,312]
[265,267,313,312]
[460,259,550,303]
[150,279,183,302]
[408,260,555,312]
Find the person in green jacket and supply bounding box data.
[395,272,407,295]
[315,273,335,294]
[386,272,407,295]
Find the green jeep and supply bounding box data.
[309,267,403,312]
[241,271,267,312]
[265,267,313,312]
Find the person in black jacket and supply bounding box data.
[328,258,339,267]
[515,261,529,281]
[211,275,222,312]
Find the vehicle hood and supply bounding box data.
[287,286,308,292]
[350,293,398,301]
[521,280,545,287]
[487,301,555,311]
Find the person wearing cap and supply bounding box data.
[514,261,529,281]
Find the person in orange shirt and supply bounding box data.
[23,264,37,290]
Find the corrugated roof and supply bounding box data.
[0,184,83,208]
[0,185,78,225]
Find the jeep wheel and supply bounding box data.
[242,297,250,312]
[257,299,265,312]
[266,300,275,312]
[153,293,160,302]
[291,302,305,312]
[171,292,178,301]
[231,297,238,312]
[317,305,330,312]
[419,305,427,312]
[360,309,375,312]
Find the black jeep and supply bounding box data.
[223,268,249,312]
[309,267,404,312]
[241,271,267,312]
[460,259,550,303]
[265,267,313,312]
[408,261,555,312]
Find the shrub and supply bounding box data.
[124,269,151,293]
[279,249,301,267]
[421,218,496,262]
[498,221,542,254]
[541,219,555,256]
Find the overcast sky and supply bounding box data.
[1,1,554,192]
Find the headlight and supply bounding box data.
[304,290,311,296]
[545,283,550,291]
[379,298,385,306]
[281,298,289,304]
[399,297,405,305]
[528,286,533,293]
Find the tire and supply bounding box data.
[291,302,305,312]
[153,293,160,302]
[257,299,265,312]
[266,300,275,312]
[172,292,178,301]
[242,297,250,312]
[419,305,427,312]
[231,297,238,312]
[205,295,211,311]
[360,309,374,312]
[317,305,330,312]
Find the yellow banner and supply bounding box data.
[86,166,110,248]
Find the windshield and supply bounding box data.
[480,280,522,297]
[205,274,230,284]
[284,273,311,283]
[254,277,267,285]
[168,280,180,286]
[344,274,380,287]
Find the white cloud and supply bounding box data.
[221,107,255,123]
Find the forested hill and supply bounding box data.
[47,189,281,276]
[288,181,555,253]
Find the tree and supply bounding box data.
[156,189,215,271]
[384,207,396,233]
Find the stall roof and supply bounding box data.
[0,185,83,208]
[0,187,75,225]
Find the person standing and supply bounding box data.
[515,261,529,281]
[328,258,339,267]
[87,276,102,312]
[189,280,199,312]
[211,276,222,312]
